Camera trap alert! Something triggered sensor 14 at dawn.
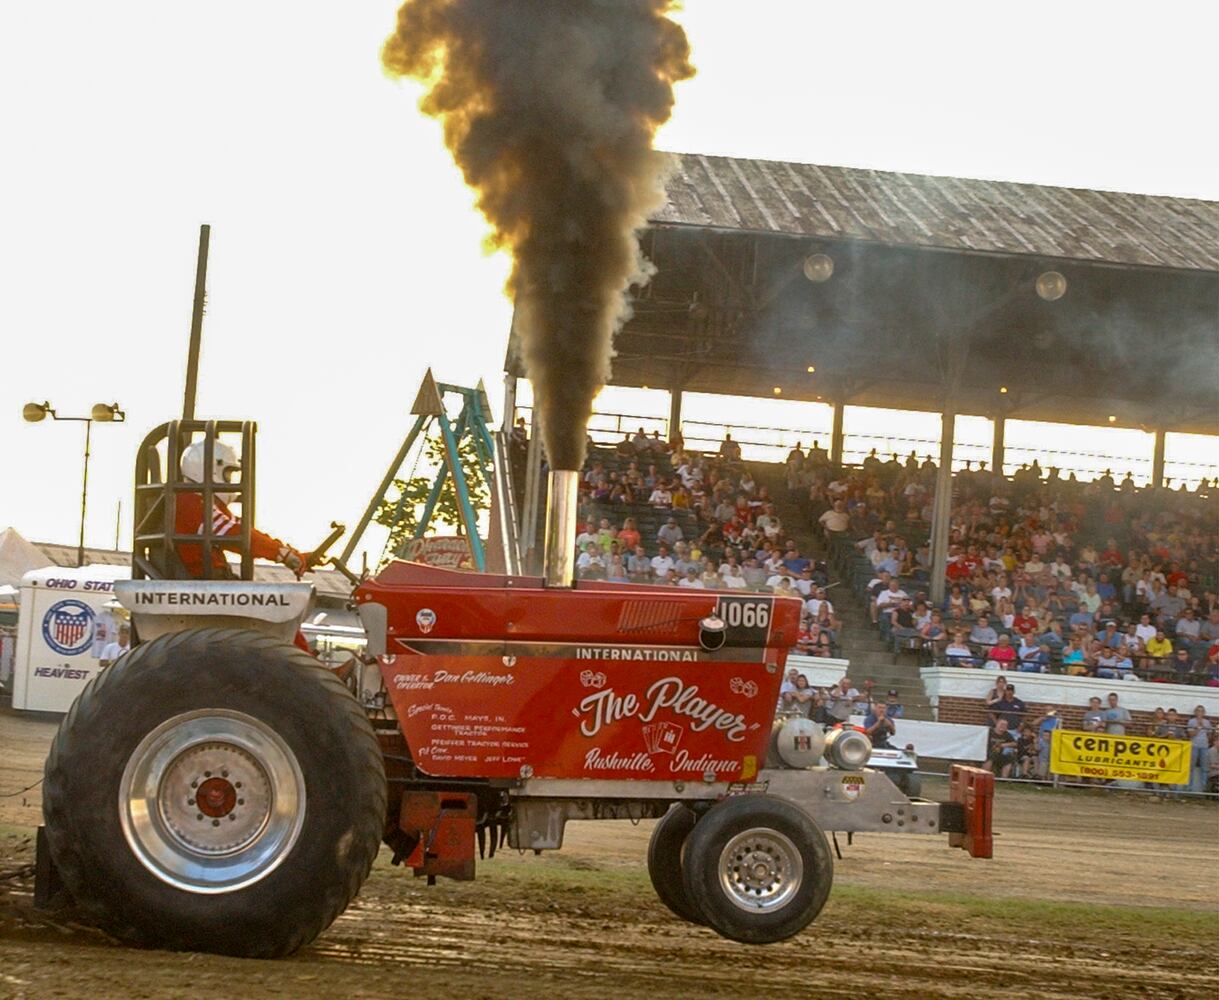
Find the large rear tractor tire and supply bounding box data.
[680,794,833,944]
[43,627,386,958]
[647,805,703,924]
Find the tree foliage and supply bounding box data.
[374,433,488,562]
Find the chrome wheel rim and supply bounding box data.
[718,827,803,913]
[119,709,306,893]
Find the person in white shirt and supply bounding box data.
[793,568,816,597]
[756,507,782,540]
[677,462,702,488]
[1048,558,1072,581]
[766,571,795,590]
[648,484,673,507]
[574,520,599,550]
[677,568,704,588]
[876,581,908,617]
[1134,613,1157,646]
[818,500,850,536]
[722,566,747,589]
[804,591,834,620]
[772,577,799,599]
[99,623,132,668]
[576,544,605,577]
[717,554,739,576]
[650,546,676,579]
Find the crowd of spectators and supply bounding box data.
[978,676,1217,793]
[787,444,1218,685]
[566,430,841,657]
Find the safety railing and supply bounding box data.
[132,420,256,581]
[490,429,523,576]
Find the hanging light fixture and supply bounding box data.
[802,253,834,283]
[1035,270,1067,301]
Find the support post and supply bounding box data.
[991,412,1006,478]
[1152,428,1166,489]
[78,420,93,568]
[668,387,683,443]
[830,400,845,468]
[520,407,544,566]
[929,408,956,607]
[183,224,210,422]
[437,410,486,572]
[502,373,518,432]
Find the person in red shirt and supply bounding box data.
[174,440,306,580]
[1099,539,1124,567]
[615,517,641,552]
[987,634,1018,668]
[1165,562,1190,589]
[1011,609,1039,636]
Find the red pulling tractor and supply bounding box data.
[37,421,992,957]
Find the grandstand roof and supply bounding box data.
[654,154,1219,273]
[508,154,1219,436]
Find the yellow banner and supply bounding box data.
[1050,729,1191,784]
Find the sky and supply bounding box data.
[1,1,1216,566]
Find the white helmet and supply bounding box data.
[181,440,241,500]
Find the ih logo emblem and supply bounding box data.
[415,608,437,634]
[42,600,95,656]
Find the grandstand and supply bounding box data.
[502,153,1219,787]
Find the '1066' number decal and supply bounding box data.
[717,599,770,629]
[715,598,772,649]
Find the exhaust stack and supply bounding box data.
[543,469,580,587]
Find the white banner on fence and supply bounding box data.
[849,715,989,762]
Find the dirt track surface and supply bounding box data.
[1,709,1216,1000]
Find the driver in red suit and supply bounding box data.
[175,440,307,580]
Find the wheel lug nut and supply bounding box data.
[191,780,198,788]
[187,798,195,806]
[237,799,244,806]
[212,819,220,827]
[229,815,237,822]
[235,782,242,789]
[204,771,212,778]
[196,813,204,821]
[222,770,229,778]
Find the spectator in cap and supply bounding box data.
[657,516,683,547]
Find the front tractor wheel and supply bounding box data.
[681,794,833,944]
[42,627,387,958]
[647,804,704,924]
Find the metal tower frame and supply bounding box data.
[340,370,495,571]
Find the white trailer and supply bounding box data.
[11,564,129,713]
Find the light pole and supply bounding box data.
[23,401,126,567]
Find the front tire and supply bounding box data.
[681,795,833,944]
[896,770,922,798]
[647,805,703,924]
[43,627,386,957]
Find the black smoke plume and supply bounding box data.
[383,0,693,470]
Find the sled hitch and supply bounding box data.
[396,791,478,882]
